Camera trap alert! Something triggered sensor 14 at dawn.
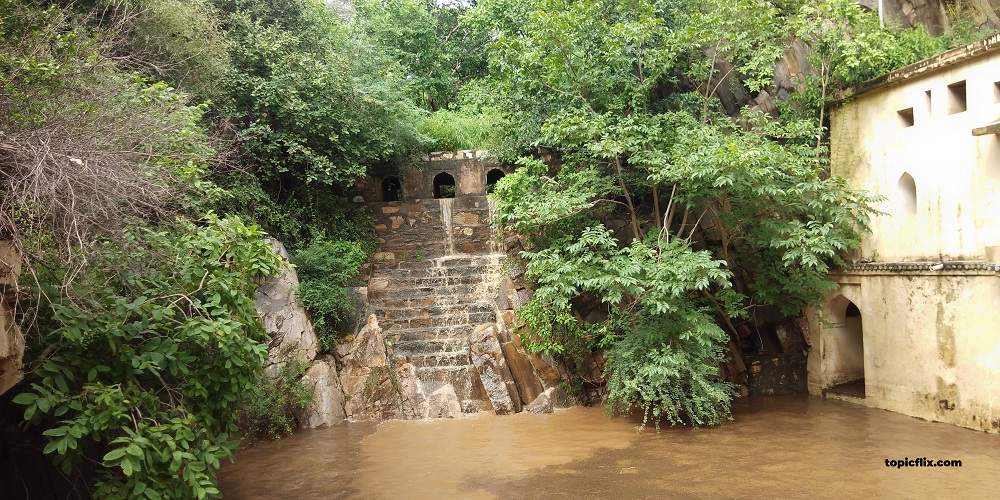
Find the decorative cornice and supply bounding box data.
[834,260,1000,275]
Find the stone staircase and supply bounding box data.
[368,196,503,413]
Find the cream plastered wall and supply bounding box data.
[829,53,1000,261]
[807,273,1000,433]
[817,50,1000,432]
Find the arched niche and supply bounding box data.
[485,168,505,193]
[433,172,456,199]
[897,172,917,215]
[382,176,402,202]
[824,295,866,398]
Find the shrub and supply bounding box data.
[292,239,368,350]
[238,361,312,441]
[604,312,735,427]
[417,109,492,151]
[13,216,282,498]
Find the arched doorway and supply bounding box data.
[382,176,402,202]
[826,296,866,398]
[433,172,455,199]
[485,168,505,193]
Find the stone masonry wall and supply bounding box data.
[366,157,567,417]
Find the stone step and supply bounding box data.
[372,274,498,288]
[373,254,504,270]
[393,338,468,354]
[370,296,438,309]
[372,294,493,309]
[394,350,471,368]
[387,324,478,341]
[374,303,495,321]
[372,264,501,279]
[379,310,495,330]
[369,284,478,300]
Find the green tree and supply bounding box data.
[479,0,882,425]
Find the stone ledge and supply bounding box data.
[423,150,492,161]
[833,260,1000,276]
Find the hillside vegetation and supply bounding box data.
[0,0,991,497]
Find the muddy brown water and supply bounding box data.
[219,396,999,499]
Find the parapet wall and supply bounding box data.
[358,151,509,203]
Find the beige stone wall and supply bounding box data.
[829,48,1000,261]
[807,272,1000,432]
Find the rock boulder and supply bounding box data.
[255,239,318,377]
[339,315,428,420]
[298,355,346,428]
[524,388,554,414]
[469,324,519,414]
[426,384,462,418]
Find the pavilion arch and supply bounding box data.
[382,176,402,202]
[823,294,866,398]
[433,172,456,199]
[485,168,505,193]
[897,172,917,215]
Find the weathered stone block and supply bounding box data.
[524,388,554,414]
[373,252,395,262]
[298,356,346,429]
[469,324,518,414]
[427,384,462,418]
[501,341,544,405]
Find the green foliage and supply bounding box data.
[353,0,489,110]
[218,0,425,190]
[513,224,736,425]
[788,0,990,127]
[651,111,880,313]
[417,108,493,151]
[14,216,282,499]
[292,239,368,351]
[605,310,735,427]
[239,361,312,441]
[82,0,234,99]
[477,0,904,425]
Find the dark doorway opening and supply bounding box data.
[826,299,865,399]
[382,176,402,202]
[433,172,455,199]
[486,168,505,193]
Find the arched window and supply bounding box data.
[433,172,455,199]
[485,168,505,193]
[897,172,917,215]
[382,176,402,202]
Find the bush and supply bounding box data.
[292,239,368,351]
[239,361,312,441]
[13,216,282,498]
[605,312,735,427]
